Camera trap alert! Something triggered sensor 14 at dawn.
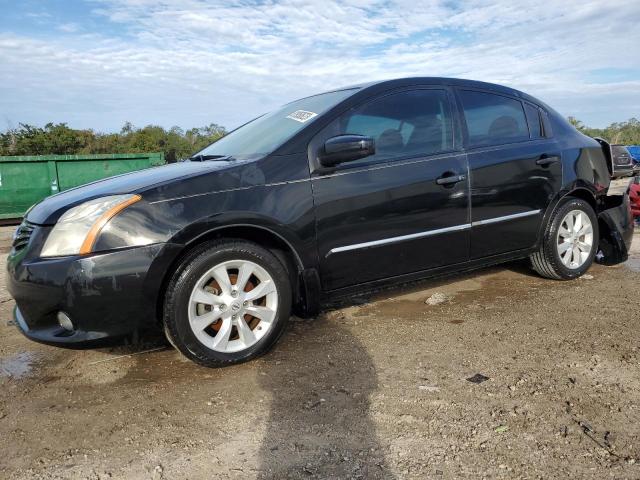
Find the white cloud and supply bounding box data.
[1,0,639,131]
[57,22,81,33]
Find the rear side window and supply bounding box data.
[335,89,454,163]
[459,90,529,147]
[524,102,543,138]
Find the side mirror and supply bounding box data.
[319,135,375,167]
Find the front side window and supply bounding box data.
[459,90,529,147]
[329,89,454,164]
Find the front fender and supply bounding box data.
[168,216,309,268]
[103,181,317,268]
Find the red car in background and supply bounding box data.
[630,177,640,220]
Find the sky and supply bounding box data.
[0,0,639,133]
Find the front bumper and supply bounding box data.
[7,241,169,347]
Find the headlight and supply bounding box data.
[40,194,141,257]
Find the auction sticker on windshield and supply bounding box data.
[286,110,318,123]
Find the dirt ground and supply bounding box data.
[1,205,639,479]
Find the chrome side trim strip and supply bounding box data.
[328,223,472,255]
[328,209,542,255]
[471,209,541,226]
[149,178,311,204]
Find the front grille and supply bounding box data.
[12,221,35,251]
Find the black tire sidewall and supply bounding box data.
[164,241,292,367]
[545,198,599,279]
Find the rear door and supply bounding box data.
[310,87,470,291]
[456,89,562,259]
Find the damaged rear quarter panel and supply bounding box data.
[596,193,634,265]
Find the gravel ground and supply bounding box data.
[0,210,638,479]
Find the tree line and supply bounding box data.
[0,122,227,163]
[1,117,638,162]
[568,117,640,145]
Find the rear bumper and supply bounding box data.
[7,243,168,347]
[612,165,635,178]
[596,193,635,265]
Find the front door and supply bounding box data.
[310,88,470,291]
[456,89,563,259]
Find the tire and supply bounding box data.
[530,197,599,280]
[163,239,292,367]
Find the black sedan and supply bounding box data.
[7,77,635,367]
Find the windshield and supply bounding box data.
[196,88,358,158]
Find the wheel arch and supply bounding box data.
[154,223,319,326]
[535,187,598,248]
[563,187,597,211]
[184,224,306,270]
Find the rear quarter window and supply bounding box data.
[459,90,529,148]
[524,102,543,139]
[540,109,553,138]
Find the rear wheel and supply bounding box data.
[164,240,292,367]
[530,198,598,280]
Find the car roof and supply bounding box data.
[340,77,545,107]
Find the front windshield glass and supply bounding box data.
[196,88,358,158]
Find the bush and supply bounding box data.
[0,122,227,162]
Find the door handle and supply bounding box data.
[536,154,560,166]
[436,173,466,186]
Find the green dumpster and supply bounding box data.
[0,152,164,220]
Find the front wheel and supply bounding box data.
[530,197,599,280]
[163,239,292,367]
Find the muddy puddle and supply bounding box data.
[0,351,40,379]
[625,256,640,272]
[345,261,550,321]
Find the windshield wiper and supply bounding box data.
[188,154,235,162]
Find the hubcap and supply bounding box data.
[557,210,593,269]
[187,260,278,353]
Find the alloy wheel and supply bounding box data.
[556,209,594,269]
[187,260,278,353]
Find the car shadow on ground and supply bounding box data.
[255,318,396,479]
[81,309,398,477]
[94,316,398,478]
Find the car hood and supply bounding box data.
[26,160,252,225]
